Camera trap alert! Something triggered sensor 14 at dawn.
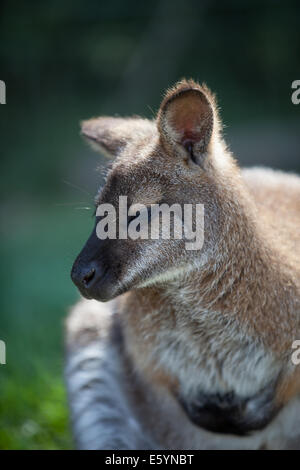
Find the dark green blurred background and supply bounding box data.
[0,0,299,449]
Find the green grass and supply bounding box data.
[0,205,93,449]
[0,370,71,450]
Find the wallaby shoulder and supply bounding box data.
[242,167,300,269]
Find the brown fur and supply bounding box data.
[66,80,300,449]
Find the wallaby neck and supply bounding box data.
[129,180,299,355]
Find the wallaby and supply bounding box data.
[65,79,300,449]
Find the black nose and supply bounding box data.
[71,261,98,290]
[82,267,96,287]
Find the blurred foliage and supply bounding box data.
[0,0,299,449]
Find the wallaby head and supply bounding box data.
[71,79,240,301]
[70,79,300,437]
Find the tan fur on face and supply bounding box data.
[66,79,300,449]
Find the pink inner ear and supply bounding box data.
[182,131,200,144]
[170,101,205,145]
[177,124,203,148]
[161,88,213,154]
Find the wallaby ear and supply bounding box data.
[157,80,216,166]
[81,117,129,158]
[81,117,155,158]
